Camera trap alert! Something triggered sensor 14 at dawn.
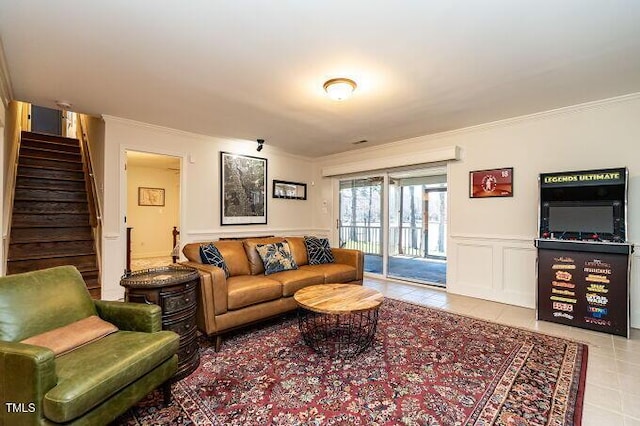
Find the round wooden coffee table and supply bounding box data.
[293,284,384,358]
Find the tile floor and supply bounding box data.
[130,256,173,272]
[364,276,640,426]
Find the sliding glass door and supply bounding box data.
[338,168,447,286]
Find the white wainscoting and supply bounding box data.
[631,253,640,328]
[448,234,640,329]
[184,228,330,244]
[447,234,538,308]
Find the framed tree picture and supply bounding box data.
[220,152,267,225]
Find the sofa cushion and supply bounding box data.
[256,242,298,275]
[199,243,230,277]
[20,315,118,357]
[243,237,286,275]
[44,330,179,423]
[183,241,251,276]
[227,275,282,310]
[285,237,309,266]
[300,263,357,283]
[304,236,336,265]
[267,269,325,296]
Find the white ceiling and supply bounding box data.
[1,1,640,158]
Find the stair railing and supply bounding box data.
[76,114,103,280]
[2,101,26,274]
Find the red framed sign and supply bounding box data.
[469,167,513,198]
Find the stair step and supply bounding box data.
[12,213,90,228]
[18,165,85,180]
[21,139,81,154]
[19,156,84,171]
[10,133,101,299]
[20,147,81,163]
[13,200,89,214]
[8,240,96,261]
[14,188,89,202]
[6,255,98,275]
[16,176,86,191]
[10,226,93,243]
[21,131,80,147]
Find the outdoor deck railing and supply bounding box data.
[339,224,438,257]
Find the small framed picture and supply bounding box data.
[469,168,513,198]
[138,187,165,206]
[273,180,307,200]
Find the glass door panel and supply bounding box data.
[338,177,384,275]
[425,189,447,258]
[387,173,447,286]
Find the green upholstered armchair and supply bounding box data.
[0,266,180,426]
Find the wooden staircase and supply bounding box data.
[7,131,101,298]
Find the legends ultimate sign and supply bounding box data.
[540,167,626,188]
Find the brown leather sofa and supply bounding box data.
[181,236,364,350]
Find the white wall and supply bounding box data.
[101,117,319,300]
[315,93,640,327]
[127,164,180,258]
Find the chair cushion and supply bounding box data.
[227,275,282,310]
[304,236,335,265]
[44,330,179,423]
[20,315,118,357]
[255,242,298,275]
[200,243,230,277]
[267,269,325,296]
[300,263,357,283]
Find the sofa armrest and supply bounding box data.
[180,262,228,336]
[331,248,364,281]
[0,341,57,424]
[93,300,162,333]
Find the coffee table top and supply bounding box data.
[294,284,383,314]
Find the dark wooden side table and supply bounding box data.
[120,265,200,381]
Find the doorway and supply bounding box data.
[126,151,181,271]
[338,167,447,286]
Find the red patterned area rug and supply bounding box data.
[114,298,587,425]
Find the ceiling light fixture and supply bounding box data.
[256,139,264,152]
[55,100,72,110]
[323,78,357,101]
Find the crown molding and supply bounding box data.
[102,115,315,163]
[319,92,640,163]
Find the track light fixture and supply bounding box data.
[256,139,264,152]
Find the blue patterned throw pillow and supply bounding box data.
[199,243,230,278]
[304,236,335,265]
[256,242,298,275]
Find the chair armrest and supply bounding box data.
[331,248,364,281]
[0,341,57,424]
[93,300,162,333]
